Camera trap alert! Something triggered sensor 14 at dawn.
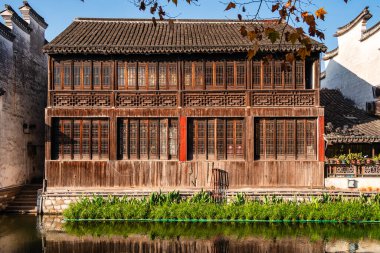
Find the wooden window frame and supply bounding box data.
[118,118,178,160]
[53,61,62,90]
[188,118,245,161]
[255,118,317,161]
[52,118,109,161]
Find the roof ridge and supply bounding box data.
[360,20,380,41]
[1,4,32,33]
[74,17,279,24]
[19,1,48,28]
[323,47,338,61]
[334,6,372,37]
[0,22,15,41]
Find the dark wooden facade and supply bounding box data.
[44,19,325,190]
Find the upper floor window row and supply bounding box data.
[52,60,306,91]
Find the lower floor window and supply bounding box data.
[52,118,109,160]
[188,118,244,160]
[118,118,178,160]
[255,118,317,160]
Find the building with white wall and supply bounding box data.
[0,2,47,198]
[321,7,380,113]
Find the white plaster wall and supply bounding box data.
[321,19,380,109]
[325,177,380,190]
[0,17,47,188]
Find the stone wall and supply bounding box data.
[0,3,47,188]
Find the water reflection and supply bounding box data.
[2,215,380,252]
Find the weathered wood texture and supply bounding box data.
[45,160,324,189]
[45,235,324,253]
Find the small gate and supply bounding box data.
[211,168,229,202]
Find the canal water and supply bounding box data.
[2,214,380,252]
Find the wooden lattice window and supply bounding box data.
[117,62,126,89]
[188,118,244,160]
[284,61,293,89]
[73,62,81,89]
[159,64,167,89]
[158,63,177,90]
[184,62,192,88]
[127,63,136,89]
[273,61,282,89]
[255,118,316,160]
[205,62,213,88]
[138,64,146,89]
[148,64,157,89]
[52,118,109,160]
[102,63,112,89]
[236,61,246,88]
[93,63,101,89]
[118,118,178,160]
[226,62,234,87]
[194,62,204,89]
[252,61,261,89]
[167,63,177,90]
[83,63,91,89]
[53,62,61,90]
[263,61,272,89]
[215,62,224,87]
[295,61,305,89]
[63,62,71,89]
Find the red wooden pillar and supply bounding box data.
[318,116,325,162]
[179,116,187,162]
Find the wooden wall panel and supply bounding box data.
[45,160,324,189]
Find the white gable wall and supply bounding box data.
[321,17,380,110]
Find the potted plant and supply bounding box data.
[374,156,380,165]
[338,154,347,164]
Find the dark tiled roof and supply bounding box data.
[321,89,380,144]
[334,7,372,37]
[0,22,15,41]
[44,18,326,55]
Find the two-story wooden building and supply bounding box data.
[43,18,326,196]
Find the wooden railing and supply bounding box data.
[50,89,318,108]
[326,164,380,177]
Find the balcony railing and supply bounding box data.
[50,89,318,108]
[326,163,380,177]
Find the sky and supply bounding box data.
[1,0,380,51]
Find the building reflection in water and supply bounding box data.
[2,215,380,253]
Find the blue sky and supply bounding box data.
[2,0,380,51]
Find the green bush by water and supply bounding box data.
[63,191,380,222]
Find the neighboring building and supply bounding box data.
[42,18,325,212]
[0,2,47,190]
[0,2,47,210]
[321,7,380,113]
[321,89,380,189]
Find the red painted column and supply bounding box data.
[179,116,187,162]
[318,116,325,162]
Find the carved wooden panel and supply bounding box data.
[183,92,246,107]
[51,92,111,107]
[251,90,316,107]
[116,92,177,108]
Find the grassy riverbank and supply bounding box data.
[63,191,380,222]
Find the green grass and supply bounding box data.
[63,191,380,222]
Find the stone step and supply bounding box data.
[2,184,41,214]
[8,201,36,206]
[5,206,37,214]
